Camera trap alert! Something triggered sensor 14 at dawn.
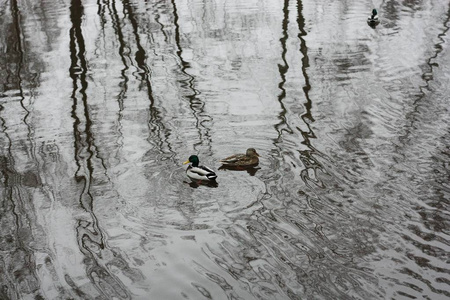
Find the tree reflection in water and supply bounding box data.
[0,0,449,299]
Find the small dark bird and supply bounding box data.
[367,9,380,27]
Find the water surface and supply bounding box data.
[0,0,449,299]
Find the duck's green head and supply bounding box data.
[372,9,378,16]
[183,155,199,167]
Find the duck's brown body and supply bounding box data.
[219,148,260,167]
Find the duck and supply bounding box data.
[367,9,380,26]
[219,148,260,168]
[183,155,217,182]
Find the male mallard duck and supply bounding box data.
[219,148,260,168]
[183,155,217,182]
[367,9,380,26]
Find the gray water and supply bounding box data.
[1,0,449,299]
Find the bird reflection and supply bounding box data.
[185,180,219,188]
[218,165,260,176]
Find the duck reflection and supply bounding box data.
[186,180,219,188]
[218,165,260,176]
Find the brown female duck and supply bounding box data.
[219,148,260,168]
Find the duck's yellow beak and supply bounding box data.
[183,160,190,165]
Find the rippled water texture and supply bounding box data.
[1,0,449,299]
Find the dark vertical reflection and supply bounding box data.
[153,5,169,42]
[295,0,324,188]
[0,124,40,299]
[11,0,41,169]
[1,1,21,94]
[399,6,450,290]
[10,0,27,119]
[270,0,296,196]
[121,0,175,159]
[171,0,213,153]
[0,1,41,298]
[274,0,292,137]
[97,0,108,26]
[9,0,41,181]
[69,1,131,298]
[296,0,312,125]
[69,0,95,209]
[108,0,129,110]
[107,0,129,150]
[402,3,450,143]
[273,0,323,188]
